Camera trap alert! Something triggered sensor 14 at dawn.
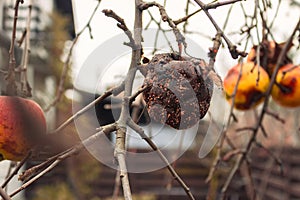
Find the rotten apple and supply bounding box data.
[142,53,213,130]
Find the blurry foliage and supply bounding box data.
[45,10,72,110]
[105,194,156,200]
[32,182,75,200]
[46,10,71,83]
[68,152,103,198]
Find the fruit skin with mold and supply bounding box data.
[142,53,213,130]
[223,62,270,110]
[271,64,300,107]
[0,96,46,161]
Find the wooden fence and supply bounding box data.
[24,147,300,200]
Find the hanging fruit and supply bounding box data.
[142,53,213,130]
[247,40,292,75]
[223,62,270,110]
[271,63,300,107]
[0,96,46,161]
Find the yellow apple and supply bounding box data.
[223,62,270,110]
[272,64,300,107]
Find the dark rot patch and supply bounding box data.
[1,139,27,160]
[143,53,213,130]
[235,88,264,110]
[277,77,297,96]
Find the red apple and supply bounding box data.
[0,96,46,161]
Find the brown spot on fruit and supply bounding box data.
[234,88,264,110]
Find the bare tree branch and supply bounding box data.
[12,124,116,198]
[50,83,124,134]
[138,1,187,54]
[0,187,11,200]
[194,0,247,59]
[102,9,136,48]
[1,152,31,188]
[127,120,196,200]
[6,0,24,96]
[18,0,33,97]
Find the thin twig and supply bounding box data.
[240,160,256,199]
[129,84,149,103]
[174,8,202,26]
[165,130,185,190]
[222,149,244,162]
[12,124,116,197]
[17,29,26,47]
[102,9,136,48]
[0,187,11,200]
[206,6,258,182]
[138,1,187,54]
[254,141,283,174]
[19,147,77,182]
[112,170,121,200]
[172,0,241,26]
[144,10,175,54]
[235,127,255,132]
[256,144,284,199]
[50,84,123,134]
[11,161,60,197]
[19,0,33,97]
[265,109,285,124]
[6,0,24,96]
[2,152,31,188]
[204,0,242,10]
[128,120,196,200]
[194,0,247,59]
[206,61,244,183]
[3,162,15,192]
[222,3,234,31]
